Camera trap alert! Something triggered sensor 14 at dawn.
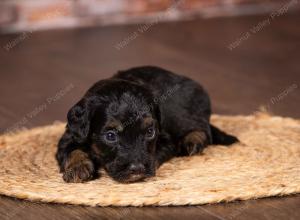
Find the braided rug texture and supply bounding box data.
[0,113,299,206]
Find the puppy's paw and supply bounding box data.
[182,131,208,156]
[63,150,94,183]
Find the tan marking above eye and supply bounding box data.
[105,120,123,132]
[142,117,154,129]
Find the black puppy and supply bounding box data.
[56,66,238,183]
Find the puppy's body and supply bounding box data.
[56,66,237,183]
[116,67,211,151]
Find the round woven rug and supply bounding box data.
[0,113,299,206]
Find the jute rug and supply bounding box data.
[0,113,299,206]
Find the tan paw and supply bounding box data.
[183,131,208,156]
[63,150,94,183]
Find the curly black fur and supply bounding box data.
[56,66,238,183]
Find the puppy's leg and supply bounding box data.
[176,119,212,156]
[180,130,209,156]
[56,131,95,183]
[62,150,95,183]
[155,132,177,168]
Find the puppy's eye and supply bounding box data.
[146,127,155,139]
[104,131,118,143]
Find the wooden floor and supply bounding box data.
[0,11,300,220]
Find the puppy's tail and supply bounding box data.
[210,124,239,145]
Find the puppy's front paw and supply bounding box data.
[182,131,208,156]
[63,150,94,183]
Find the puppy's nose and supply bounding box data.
[129,163,145,174]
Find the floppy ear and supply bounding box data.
[67,96,99,143]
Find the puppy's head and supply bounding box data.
[67,80,160,183]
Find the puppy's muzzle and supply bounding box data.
[126,163,146,182]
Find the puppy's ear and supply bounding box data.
[67,96,99,143]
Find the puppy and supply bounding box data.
[56,66,238,183]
